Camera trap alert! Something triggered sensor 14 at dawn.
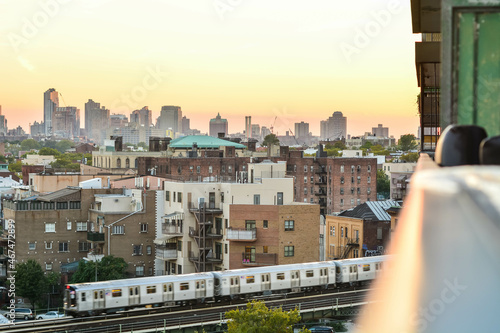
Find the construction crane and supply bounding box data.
[59,92,68,107]
[270,116,277,134]
[289,128,300,146]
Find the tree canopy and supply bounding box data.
[225,301,310,333]
[55,140,74,153]
[262,134,280,147]
[20,139,41,151]
[15,260,50,309]
[8,160,22,173]
[70,256,128,283]
[398,134,418,152]
[376,169,390,199]
[400,152,419,163]
[38,147,61,156]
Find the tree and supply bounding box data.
[398,134,417,152]
[55,140,74,153]
[42,140,57,149]
[261,134,280,147]
[15,260,48,309]
[8,160,22,173]
[70,256,128,283]
[376,169,390,199]
[20,139,41,151]
[225,301,310,333]
[137,142,148,150]
[400,152,419,163]
[38,147,61,156]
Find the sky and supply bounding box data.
[0,0,420,139]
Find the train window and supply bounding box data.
[180,283,189,291]
[100,291,104,299]
[164,284,167,292]
[129,288,134,296]
[246,276,255,284]
[277,273,285,280]
[349,267,353,273]
[336,267,340,274]
[201,281,205,288]
[363,265,371,272]
[81,293,86,302]
[306,270,314,278]
[196,281,200,289]
[94,291,98,299]
[147,286,156,294]
[112,289,122,297]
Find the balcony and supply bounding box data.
[87,232,105,243]
[162,223,183,236]
[314,177,327,185]
[346,238,360,246]
[241,253,277,266]
[227,228,257,242]
[155,248,177,260]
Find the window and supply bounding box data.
[245,220,256,230]
[284,220,295,231]
[351,176,354,183]
[67,221,72,230]
[177,240,182,251]
[133,245,143,256]
[177,192,182,203]
[112,225,125,235]
[310,166,314,172]
[246,276,255,284]
[340,176,344,184]
[28,242,36,250]
[222,165,226,173]
[69,201,81,209]
[76,222,87,232]
[357,187,361,194]
[140,224,148,233]
[367,176,371,183]
[177,166,181,174]
[165,191,170,201]
[368,165,371,172]
[196,166,200,173]
[209,166,213,173]
[277,192,283,205]
[180,283,189,290]
[340,165,344,173]
[45,223,55,233]
[346,227,348,237]
[59,242,69,252]
[253,194,260,205]
[81,292,86,302]
[293,165,297,172]
[351,198,354,205]
[304,188,308,195]
[357,165,361,173]
[306,270,314,277]
[351,188,355,194]
[363,264,371,272]
[45,263,52,271]
[284,246,294,257]
[228,165,232,174]
[377,227,383,240]
[277,273,285,280]
[263,246,268,253]
[310,198,314,204]
[78,242,89,252]
[31,201,41,210]
[340,188,344,195]
[357,176,361,184]
[263,220,268,229]
[351,165,355,173]
[45,242,52,250]
[304,177,307,184]
[357,199,361,205]
[304,165,308,172]
[136,266,144,277]
[146,245,152,255]
[310,176,314,183]
[56,202,68,209]
[330,226,335,236]
[146,286,156,294]
[112,289,122,297]
[225,244,228,254]
[340,199,344,206]
[367,188,371,194]
[330,245,335,257]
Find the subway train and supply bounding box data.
[64,256,386,316]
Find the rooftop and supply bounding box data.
[169,135,246,149]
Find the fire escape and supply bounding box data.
[314,162,327,216]
[340,237,360,259]
[188,198,223,272]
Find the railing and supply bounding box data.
[241,253,277,266]
[155,249,177,260]
[162,223,182,235]
[227,228,257,241]
[346,237,360,245]
[188,201,223,211]
[87,232,105,242]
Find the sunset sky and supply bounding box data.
[1,0,420,139]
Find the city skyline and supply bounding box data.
[1,1,420,138]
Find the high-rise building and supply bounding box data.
[251,124,260,140]
[294,122,309,141]
[209,113,228,137]
[110,114,128,128]
[130,106,152,127]
[0,106,7,135]
[158,106,182,135]
[182,116,190,134]
[372,124,389,137]
[320,111,347,141]
[53,106,80,138]
[30,121,44,137]
[85,99,110,144]
[245,116,251,139]
[44,88,59,135]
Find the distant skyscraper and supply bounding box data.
[251,124,260,139]
[130,106,152,127]
[372,124,389,137]
[85,99,110,143]
[44,88,59,135]
[53,106,80,138]
[0,106,7,135]
[110,114,128,128]
[209,113,228,137]
[158,106,182,134]
[245,116,251,139]
[30,121,44,136]
[261,126,271,139]
[182,116,190,133]
[320,111,347,140]
[294,122,309,141]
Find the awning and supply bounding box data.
[162,211,184,220]
[153,235,179,245]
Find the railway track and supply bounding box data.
[0,288,371,333]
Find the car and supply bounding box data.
[13,308,33,320]
[309,326,335,332]
[36,311,65,320]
